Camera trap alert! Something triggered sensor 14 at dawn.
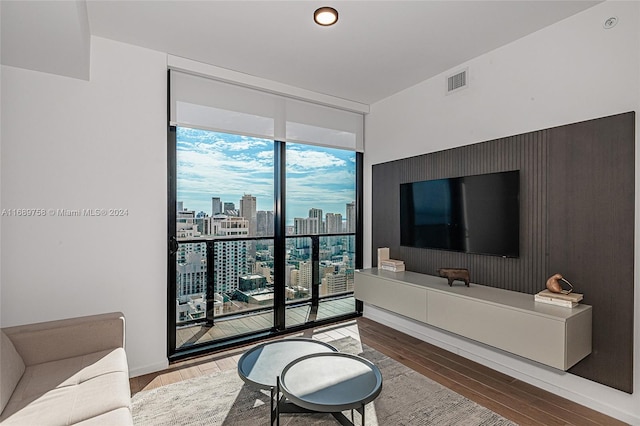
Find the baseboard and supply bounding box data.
[363,304,639,425]
[129,359,170,378]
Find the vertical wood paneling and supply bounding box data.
[373,129,548,293]
[370,112,634,393]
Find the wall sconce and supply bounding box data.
[314,7,338,26]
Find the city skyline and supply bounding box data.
[176,127,356,225]
[178,199,352,223]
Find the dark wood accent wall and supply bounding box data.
[371,112,635,393]
[548,113,635,393]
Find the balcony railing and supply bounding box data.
[175,233,356,327]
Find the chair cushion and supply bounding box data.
[0,331,25,415]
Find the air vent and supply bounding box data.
[447,69,468,93]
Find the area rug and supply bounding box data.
[132,337,517,425]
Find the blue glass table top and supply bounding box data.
[279,352,383,412]
[237,338,337,389]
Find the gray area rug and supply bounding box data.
[132,338,517,425]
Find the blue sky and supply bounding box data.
[176,127,356,224]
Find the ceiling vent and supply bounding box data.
[447,69,468,94]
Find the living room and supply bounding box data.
[1,1,639,424]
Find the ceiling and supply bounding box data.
[2,0,602,105]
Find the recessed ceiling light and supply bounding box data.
[314,7,338,26]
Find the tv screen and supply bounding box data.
[400,171,520,257]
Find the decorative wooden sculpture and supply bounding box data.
[437,268,470,287]
[546,273,574,294]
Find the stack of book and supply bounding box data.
[534,289,583,308]
[377,247,405,272]
[379,259,405,272]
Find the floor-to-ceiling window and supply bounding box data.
[167,70,363,358]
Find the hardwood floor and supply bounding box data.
[130,317,626,425]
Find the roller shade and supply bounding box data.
[170,70,364,151]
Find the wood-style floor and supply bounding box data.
[130,317,626,425]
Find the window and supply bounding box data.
[168,70,363,358]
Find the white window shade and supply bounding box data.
[170,70,364,151]
[170,71,283,140]
[285,98,363,151]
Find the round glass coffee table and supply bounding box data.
[237,338,338,389]
[237,338,338,425]
[278,352,383,425]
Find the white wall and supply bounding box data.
[1,1,4,330]
[0,0,2,327]
[364,1,640,424]
[0,36,169,376]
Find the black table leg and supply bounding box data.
[270,378,282,426]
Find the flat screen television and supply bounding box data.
[400,170,520,257]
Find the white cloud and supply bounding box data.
[215,138,270,152]
[286,149,345,173]
[175,129,355,218]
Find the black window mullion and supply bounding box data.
[167,125,178,356]
[273,141,286,330]
[356,151,364,313]
[311,235,320,308]
[205,241,215,326]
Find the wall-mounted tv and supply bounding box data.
[400,170,520,257]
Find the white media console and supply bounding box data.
[354,268,592,370]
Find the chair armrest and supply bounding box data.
[1,312,125,366]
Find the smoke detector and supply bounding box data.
[603,17,618,29]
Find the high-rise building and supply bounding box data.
[177,210,199,238]
[211,197,222,216]
[177,201,184,213]
[325,273,348,294]
[211,215,249,237]
[298,261,313,293]
[223,202,235,213]
[240,194,257,236]
[257,210,274,236]
[325,213,343,234]
[324,212,343,250]
[320,264,336,279]
[195,217,211,235]
[176,252,207,297]
[213,240,250,294]
[255,262,273,283]
[294,217,320,235]
[346,201,356,233]
[308,208,324,233]
[290,269,299,286]
[176,205,207,299]
[176,247,206,297]
[285,264,295,286]
[208,215,251,295]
